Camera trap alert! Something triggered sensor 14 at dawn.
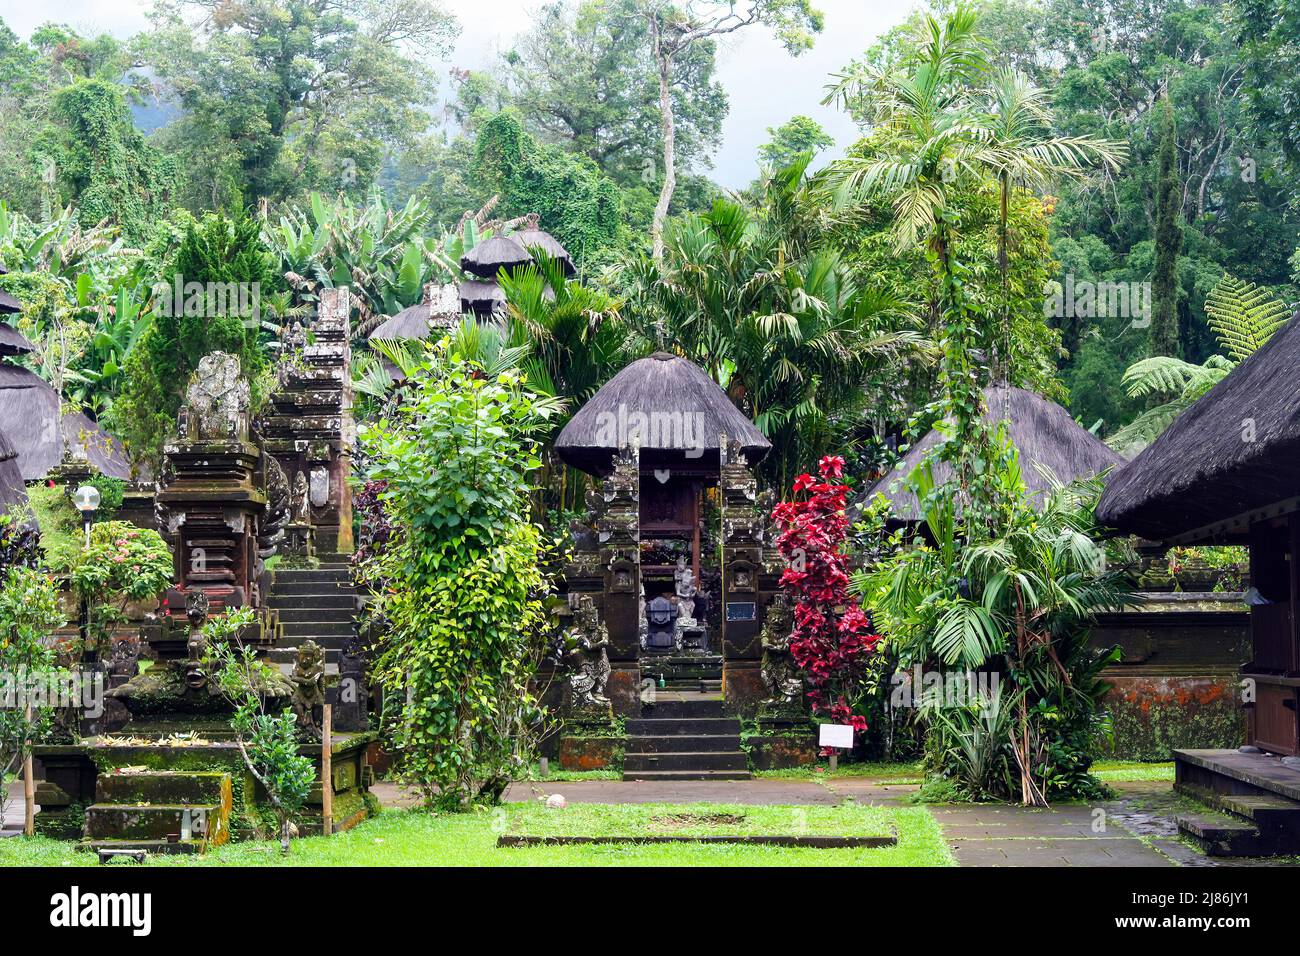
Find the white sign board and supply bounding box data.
[818,723,855,750]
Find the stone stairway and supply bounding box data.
[79,771,233,856]
[266,554,359,669]
[623,691,750,781]
[1175,783,1300,856]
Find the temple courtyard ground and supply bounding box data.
[2,761,1296,867]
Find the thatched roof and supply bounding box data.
[0,288,20,315]
[555,352,771,474]
[459,229,574,279]
[368,284,462,343]
[0,365,130,480]
[459,279,508,315]
[870,384,1125,522]
[460,235,534,279]
[1097,309,1300,543]
[0,427,28,515]
[0,322,33,356]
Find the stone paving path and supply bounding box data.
[373,777,1298,866]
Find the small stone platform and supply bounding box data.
[1172,748,1300,856]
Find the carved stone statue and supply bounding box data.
[292,471,310,524]
[184,590,210,690]
[259,454,290,558]
[107,639,140,689]
[184,352,251,441]
[290,640,327,741]
[645,594,677,650]
[760,593,802,704]
[564,596,611,708]
[673,555,697,600]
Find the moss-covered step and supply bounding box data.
[94,770,231,806]
[83,802,228,843]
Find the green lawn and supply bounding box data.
[755,758,1174,785]
[0,803,954,867]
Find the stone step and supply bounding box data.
[640,697,724,718]
[623,751,748,772]
[274,569,352,584]
[315,553,354,566]
[1175,812,1263,856]
[272,580,357,596]
[77,839,203,857]
[281,620,354,636]
[626,717,741,736]
[662,680,723,693]
[95,771,229,806]
[624,734,742,754]
[275,606,355,623]
[269,593,357,610]
[622,769,752,782]
[267,647,345,665]
[85,803,224,842]
[1218,792,1300,824]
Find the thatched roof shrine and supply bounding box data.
[0,365,130,480]
[0,321,34,356]
[0,426,28,515]
[555,352,771,474]
[367,283,461,343]
[870,384,1124,522]
[1097,310,1300,544]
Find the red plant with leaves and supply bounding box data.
[772,455,880,738]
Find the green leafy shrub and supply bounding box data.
[203,607,315,854]
[68,521,172,659]
[359,340,556,810]
[0,566,68,826]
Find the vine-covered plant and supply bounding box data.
[68,521,172,659]
[203,607,315,854]
[0,566,68,831]
[772,455,880,738]
[358,341,556,810]
[863,451,1130,804]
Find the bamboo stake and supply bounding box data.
[23,705,34,837]
[321,703,333,836]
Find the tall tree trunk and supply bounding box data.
[650,17,676,265]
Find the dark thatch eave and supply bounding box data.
[460,229,575,280]
[514,228,575,275]
[458,279,508,314]
[0,322,34,356]
[555,352,772,475]
[870,384,1125,522]
[460,235,532,278]
[0,426,27,515]
[1096,309,1300,543]
[0,288,20,315]
[0,365,130,480]
[369,283,461,342]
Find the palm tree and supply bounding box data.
[822,3,999,509]
[980,69,1126,379]
[623,155,928,491]
[1106,275,1291,456]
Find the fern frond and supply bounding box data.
[1205,275,1291,363]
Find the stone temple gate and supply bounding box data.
[550,352,814,776]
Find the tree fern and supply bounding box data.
[1205,274,1290,362]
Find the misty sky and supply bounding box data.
[0,0,914,188]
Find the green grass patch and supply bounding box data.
[499,801,892,839]
[755,760,923,783]
[0,804,954,867]
[1090,760,1175,782]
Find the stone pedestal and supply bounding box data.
[597,447,642,716]
[261,287,354,556]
